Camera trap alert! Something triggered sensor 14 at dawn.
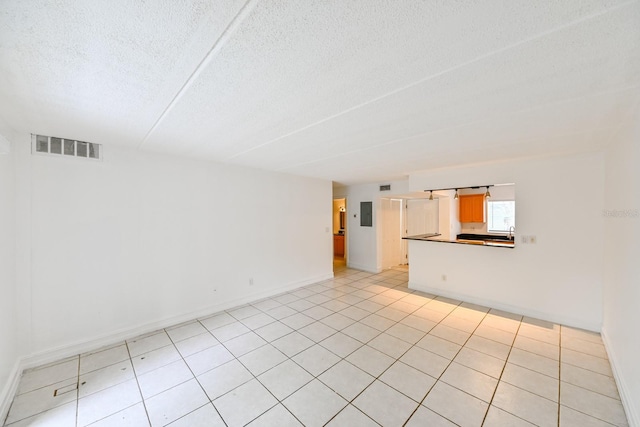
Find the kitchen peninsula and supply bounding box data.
[403,233,515,248]
[403,183,516,249]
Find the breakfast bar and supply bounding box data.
[403,233,515,248]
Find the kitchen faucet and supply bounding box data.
[508,226,516,240]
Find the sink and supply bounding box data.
[457,233,513,242]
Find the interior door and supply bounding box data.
[381,198,404,268]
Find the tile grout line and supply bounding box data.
[3,358,80,426]
[434,313,614,388]
[479,317,524,426]
[203,303,357,425]
[295,292,462,425]
[197,319,305,426]
[484,320,608,423]
[405,302,491,426]
[174,276,445,425]
[319,304,423,426]
[502,339,619,402]
[260,280,422,426]
[307,273,601,425]
[555,325,623,426]
[357,280,622,425]
[75,355,80,427]
[168,273,414,425]
[492,321,612,424]
[558,325,563,427]
[164,323,230,427]
[123,341,152,427]
[1,402,8,426]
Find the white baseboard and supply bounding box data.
[346,261,381,274]
[21,272,333,370]
[601,327,639,427]
[408,281,601,332]
[1,359,22,425]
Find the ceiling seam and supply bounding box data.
[137,0,260,149]
[228,0,639,161]
[274,84,640,172]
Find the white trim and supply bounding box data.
[0,360,22,424]
[601,327,639,427]
[346,261,381,274]
[20,272,332,370]
[408,281,601,332]
[0,134,10,154]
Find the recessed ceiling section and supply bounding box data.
[0,1,639,185]
[231,4,639,174]
[278,86,640,179]
[142,0,638,160]
[290,127,614,185]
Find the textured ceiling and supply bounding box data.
[1,0,639,184]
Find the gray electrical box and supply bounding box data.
[360,201,373,227]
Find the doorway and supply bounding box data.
[380,197,439,270]
[333,198,346,271]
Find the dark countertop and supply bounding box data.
[403,233,515,248]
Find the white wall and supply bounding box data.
[380,198,404,269]
[18,141,332,359]
[0,135,18,418]
[432,190,460,240]
[0,134,10,154]
[602,112,640,426]
[334,179,409,272]
[408,153,605,331]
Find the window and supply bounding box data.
[487,200,515,232]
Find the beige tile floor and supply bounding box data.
[3,265,629,426]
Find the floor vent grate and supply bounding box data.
[53,383,78,397]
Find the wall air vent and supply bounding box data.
[31,134,102,160]
[379,184,391,191]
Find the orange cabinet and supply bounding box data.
[459,194,485,223]
[334,234,345,257]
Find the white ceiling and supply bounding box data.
[1,0,639,184]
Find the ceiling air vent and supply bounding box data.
[32,134,102,160]
[379,184,391,191]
